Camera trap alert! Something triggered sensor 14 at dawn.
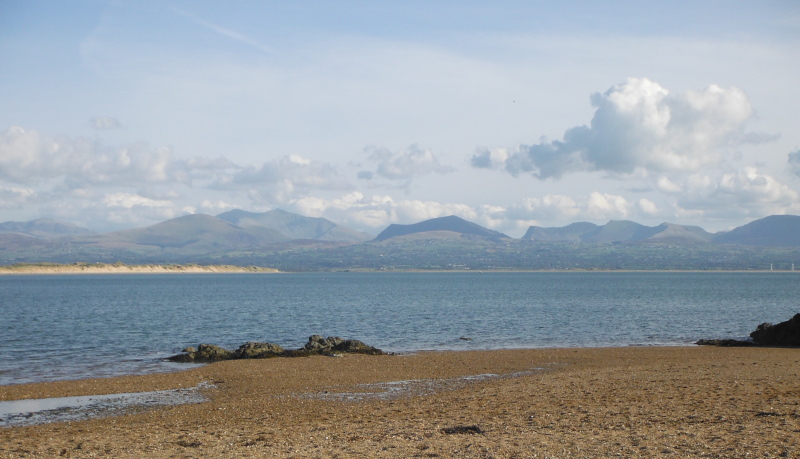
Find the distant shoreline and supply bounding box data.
[0,263,279,275]
[1,263,796,275]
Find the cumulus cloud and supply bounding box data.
[214,154,352,205]
[504,195,581,221]
[667,167,800,218]
[288,190,665,237]
[473,78,775,178]
[0,126,361,229]
[0,186,36,209]
[102,192,173,209]
[0,127,190,187]
[585,192,631,219]
[363,145,454,181]
[90,116,122,130]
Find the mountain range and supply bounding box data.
[1,211,798,270]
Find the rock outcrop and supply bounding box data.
[233,342,286,359]
[168,344,234,363]
[291,335,385,356]
[697,313,800,347]
[749,313,800,347]
[167,335,385,363]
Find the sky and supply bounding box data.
[1,1,799,237]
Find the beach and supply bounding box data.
[1,346,798,458]
[0,264,279,275]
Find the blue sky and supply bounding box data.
[1,1,799,236]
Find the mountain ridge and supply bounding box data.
[523,220,714,245]
[217,209,371,243]
[0,213,798,270]
[374,215,511,242]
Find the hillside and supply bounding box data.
[522,222,599,242]
[713,215,800,247]
[217,209,371,242]
[0,213,798,270]
[374,215,510,242]
[0,218,92,239]
[524,221,713,245]
[73,214,287,254]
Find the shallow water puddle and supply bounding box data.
[300,368,552,402]
[0,382,212,428]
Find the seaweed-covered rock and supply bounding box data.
[750,313,800,347]
[334,339,385,355]
[167,343,233,362]
[167,335,386,362]
[300,335,385,356]
[233,341,285,359]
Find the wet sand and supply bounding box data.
[1,347,798,458]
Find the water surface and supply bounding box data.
[1,272,797,385]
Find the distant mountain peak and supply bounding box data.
[523,220,713,244]
[0,218,92,239]
[713,215,800,247]
[374,215,510,242]
[217,208,371,243]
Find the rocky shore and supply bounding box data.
[167,335,386,362]
[696,312,800,347]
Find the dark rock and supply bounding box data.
[750,313,800,346]
[300,335,385,356]
[695,339,754,347]
[166,352,195,363]
[441,425,484,435]
[303,335,343,353]
[233,341,285,359]
[334,339,385,355]
[196,344,234,361]
[167,335,386,362]
[167,344,233,362]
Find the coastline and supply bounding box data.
[2,346,798,457]
[1,262,797,275]
[0,263,279,275]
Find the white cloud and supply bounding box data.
[103,192,172,209]
[0,186,36,209]
[0,127,190,187]
[472,78,776,178]
[585,192,631,220]
[362,145,454,182]
[199,200,236,213]
[217,154,353,206]
[670,167,800,218]
[504,195,581,221]
[637,198,659,215]
[289,190,652,237]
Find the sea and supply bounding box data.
[1,271,798,386]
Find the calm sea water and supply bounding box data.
[1,272,798,385]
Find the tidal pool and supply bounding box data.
[0,383,212,428]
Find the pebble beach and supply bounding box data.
[1,346,798,458]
